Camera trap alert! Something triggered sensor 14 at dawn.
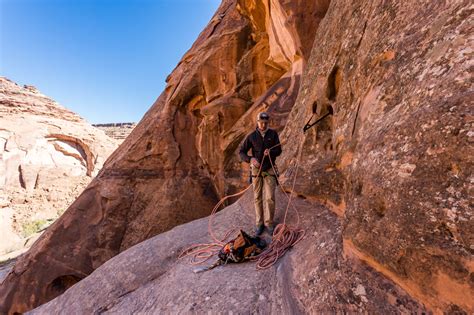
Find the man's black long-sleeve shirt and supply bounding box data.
[239,128,282,171]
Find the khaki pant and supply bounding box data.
[251,166,277,227]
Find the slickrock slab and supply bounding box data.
[30,191,427,314]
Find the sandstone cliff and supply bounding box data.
[278,1,473,311]
[0,1,330,312]
[0,77,118,258]
[1,0,472,314]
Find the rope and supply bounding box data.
[179,137,305,270]
[178,160,265,264]
[253,141,305,269]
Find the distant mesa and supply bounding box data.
[92,122,136,141]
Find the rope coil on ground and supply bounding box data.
[179,139,305,270]
[177,185,252,265]
[178,164,262,265]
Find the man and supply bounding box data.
[239,112,282,235]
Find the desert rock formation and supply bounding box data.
[92,123,136,142]
[31,191,428,314]
[0,1,331,312]
[0,77,118,257]
[1,0,472,314]
[277,1,473,312]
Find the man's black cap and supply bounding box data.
[257,112,270,121]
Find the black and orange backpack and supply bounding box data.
[218,230,266,263]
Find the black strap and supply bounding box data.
[303,112,331,132]
[251,174,276,178]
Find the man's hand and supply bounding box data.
[251,157,260,168]
[263,149,270,156]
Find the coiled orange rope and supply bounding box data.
[179,140,305,270]
[178,162,264,265]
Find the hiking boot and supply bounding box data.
[255,224,264,236]
[267,225,275,235]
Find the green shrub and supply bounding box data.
[21,219,49,238]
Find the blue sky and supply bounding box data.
[0,0,221,123]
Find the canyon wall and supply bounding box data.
[92,123,136,142]
[0,1,330,313]
[0,77,117,258]
[278,0,473,312]
[1,0,472,314]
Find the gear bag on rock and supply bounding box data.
[218,230,266,263]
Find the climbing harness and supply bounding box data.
[303,106,333,133]
[179,125,310,271]
[250,167,279,185]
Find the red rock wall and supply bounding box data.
[278,0,473,313]
[0,1,330,313]
[1,0,471,314]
